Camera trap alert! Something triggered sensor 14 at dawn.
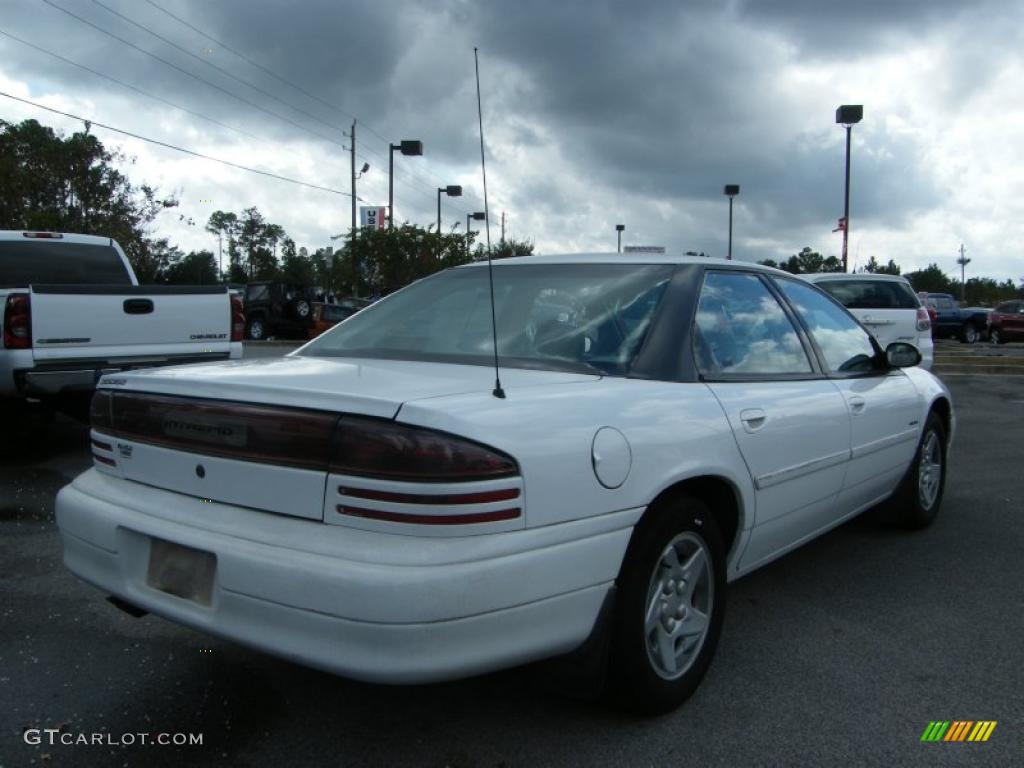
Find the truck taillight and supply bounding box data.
[3,293,31,349]
[330,416,519,482]
[916,307,931,332]
[21,231,63,238]
[230,294,245,342]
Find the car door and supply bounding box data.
[693,271,852,570]
[774,277,922,515]
[1008,302,1024,339]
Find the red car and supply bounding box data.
[988,300,1024,344]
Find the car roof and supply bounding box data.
[0,230,115,245]
[459,252,790,275]
[802,272,910,284]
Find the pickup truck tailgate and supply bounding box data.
[30,285,232,362]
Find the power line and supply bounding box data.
[0,90,358,197]
[91,0,349,142]
[139,0,487,214]
[39,0,348,150]
[0,27,358,177]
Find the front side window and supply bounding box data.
[776,278,878,374]
[693,272,812,376]
[300,263,673,377]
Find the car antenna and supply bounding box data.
[475,46,504,399]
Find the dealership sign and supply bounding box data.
[360,206,387,230]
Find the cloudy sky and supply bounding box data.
[1,0,1022,279]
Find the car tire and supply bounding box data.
[990,328,1002,345]
[961,323,980,344]
[608,495,726,714]
[246,318,265,341]
[885,411,947,529]
[293,299,311,320]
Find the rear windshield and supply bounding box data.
[816,279,920,310]
[0,241,132,286]
[299,263,673,376]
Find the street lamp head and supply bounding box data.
[445,185,463,197]
[615,224,625,232]
[835,104,863,125]
[399,140,424,156]
[471,211,486,221]
[360,163,370,174]
[724,184,740,197]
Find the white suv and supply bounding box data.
[803,273,934,370]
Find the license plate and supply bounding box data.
[146,538,216,606]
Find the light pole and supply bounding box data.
[723,184,739,259]
[956,243,971,301]
[467,211,485,257]
[388,140,423,230]
[437,185,463,233]
[615,224,625,253]
[835,104,862,272]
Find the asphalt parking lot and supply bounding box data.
[2,358,1022,767]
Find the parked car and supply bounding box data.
[1,230,243,420]
[988,300,1024,344]
[307,297,373,339]
[243,282,317,340]
[918,292,991,343]
[57,255,953,714]
[803,273,933,370]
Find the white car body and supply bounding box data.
[802,272,934,370]
[0,231,242,403]
[56,254,954,689]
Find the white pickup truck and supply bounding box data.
[1,231,243,415]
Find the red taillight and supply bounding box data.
[230,293,245,342]
[3,293,31,349]
[339,486,520,505]
[337,505,520,525]
[331,416,518,482]
[90,389,113,431]
[916,307,931,332]
[21,231,63,238]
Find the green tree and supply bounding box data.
[778,247,843,274]
[205,210,238,281]
[339,224,472,296]
[904,264,953,294]
[164,250,218,284]
[0,118,177,275]
[131,238,182,283]
[862,256,901,275]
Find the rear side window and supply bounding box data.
[246,285,270,303]
[0,241,131,286]
[816,279,920,309]
[995,302,1019,314]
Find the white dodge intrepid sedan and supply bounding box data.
[56,254,953,713]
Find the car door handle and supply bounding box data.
[848,396,866,414]
[739,408,767,432]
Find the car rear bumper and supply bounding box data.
[56,469,637,684]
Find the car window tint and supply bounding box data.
[693,272,812,376]
[0,241,131,286]
[776,278,877,374]
[300,264,673,377]
[246,285,269,303]
[816,279,919,309]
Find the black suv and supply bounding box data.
[243,282,317,340]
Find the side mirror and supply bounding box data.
[886,342,922,369]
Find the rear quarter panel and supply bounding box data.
[397,377,755,558]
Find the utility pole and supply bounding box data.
[956,243,971,302]
[350,120,356,235]
[501,212,505,244]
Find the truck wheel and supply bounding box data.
[293,299,311,320]
[246,318,266,340]
[990,328,1002,345]
[608,495,726,714]
[960,323,980,344]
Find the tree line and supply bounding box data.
[759,249,1023,306]
[0,118,533,297]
